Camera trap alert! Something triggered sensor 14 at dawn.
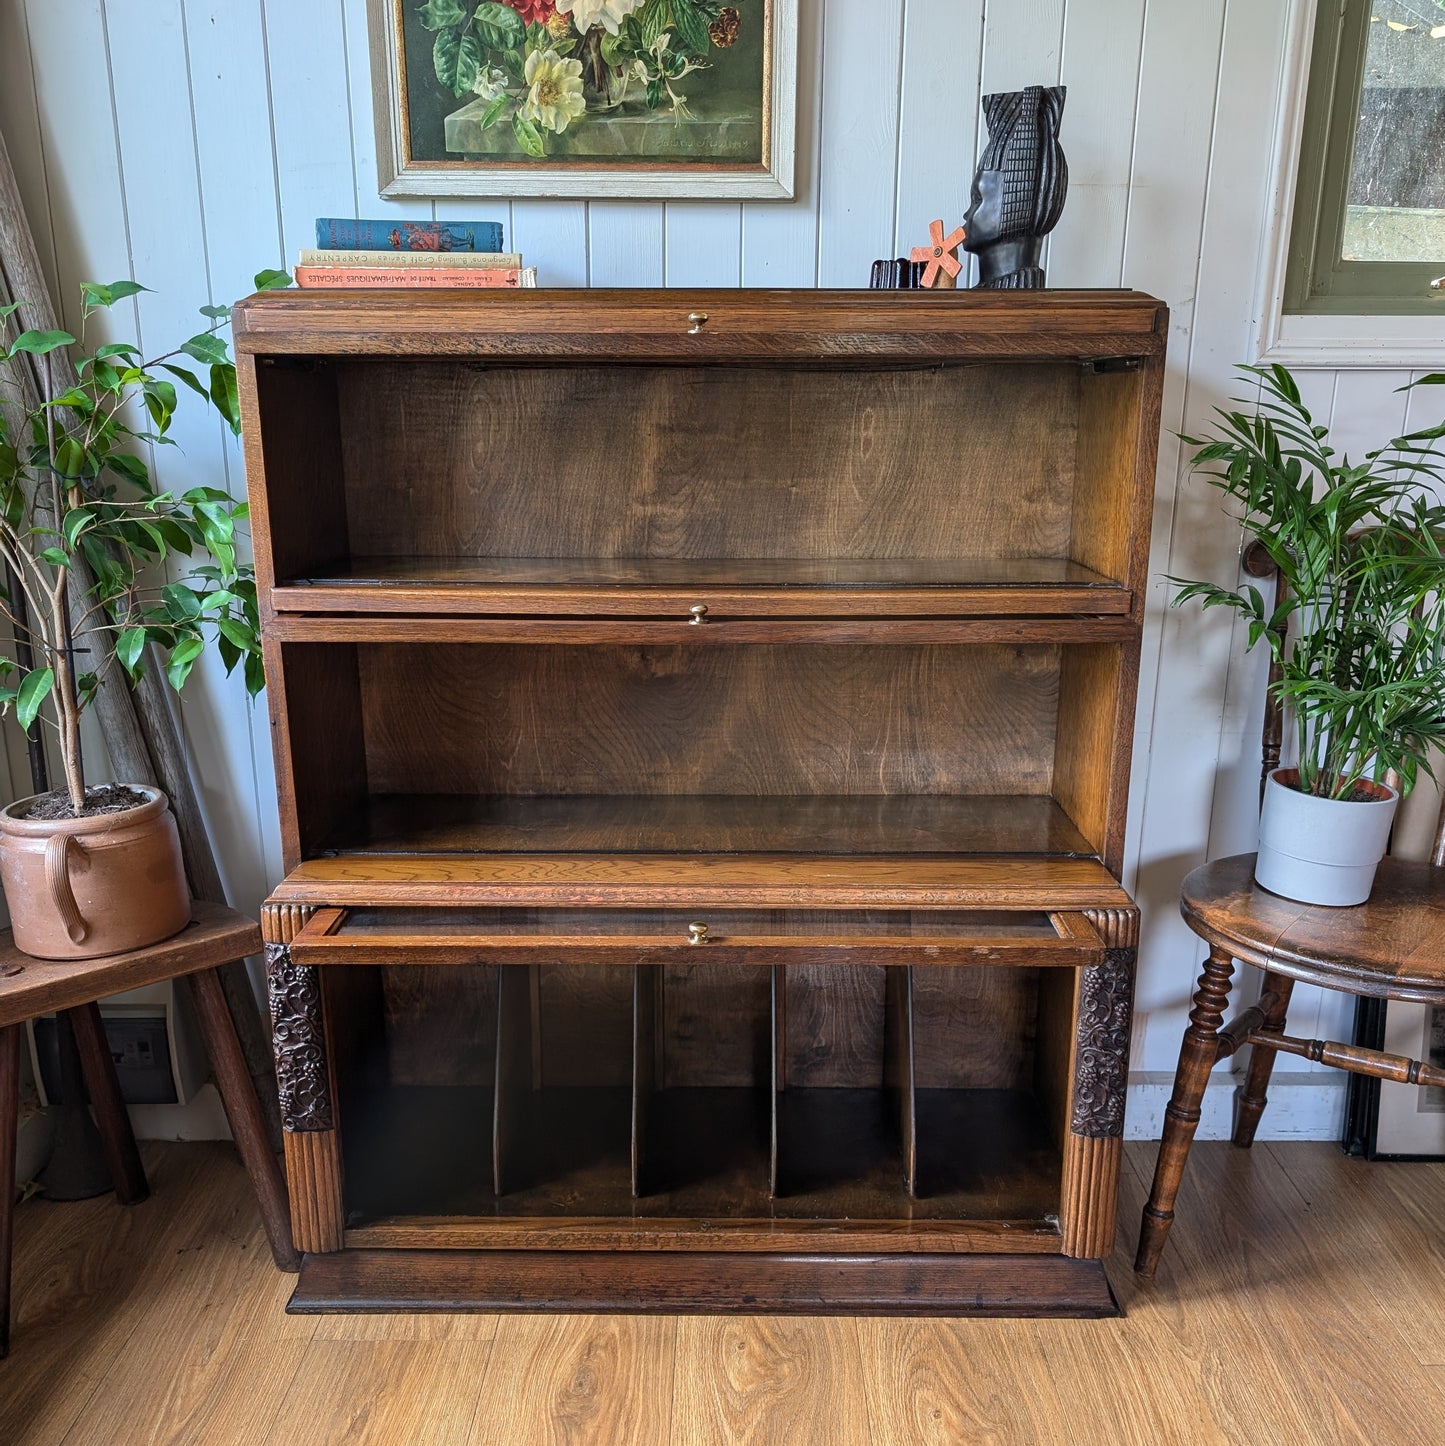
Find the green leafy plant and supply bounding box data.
[1170,363,1445,800]
[0,270,290,814]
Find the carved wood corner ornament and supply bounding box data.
[1071,947,1136,1138]
[265,942,334,1132]
[909,219,967,289]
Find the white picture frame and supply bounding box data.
[1373,1001,1445,1158]
[1363,758,1445,1158]
[366,0,797,200]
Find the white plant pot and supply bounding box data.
[1254,768,1399,907]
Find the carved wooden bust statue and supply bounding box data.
[963,85,1068,290]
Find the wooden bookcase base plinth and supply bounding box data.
[287,1249,1119,1318]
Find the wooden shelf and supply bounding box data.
[272,555,1131,618]
[340,1083,1061,1232]
[269,852,1133,911]
[320,793,1096,859]
[772,1086,1060,1216]
[267,613,1139,645]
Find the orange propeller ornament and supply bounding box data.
[910,219,967,289]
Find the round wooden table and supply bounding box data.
[1135,852,1445,1277]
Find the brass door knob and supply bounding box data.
[687,921,709,945]
[688,311,709,333]
[689,603,709,624]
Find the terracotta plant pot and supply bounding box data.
[0,785,191,959]
[1254,767,1399,907]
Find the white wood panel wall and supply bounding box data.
[0,0,1406,1138]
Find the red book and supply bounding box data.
[294,265,536,289]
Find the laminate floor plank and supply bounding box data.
[464,1314,676,1446]
[1201,1140,1444,1436]
[2,1141,1444,1446]
[1122,1138,1445,1445]
[855,1317,1070,1444]
[267,1340,493,1445]
[1330,1137,1445,1347]
[311,1310,502,1341]
[1110,1144,1322,1446]
[57,1185,313,1445]
[671,1316,872,1446]
[1,1144,235,1445]
[1261,1141,1445,1370]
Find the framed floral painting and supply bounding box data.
[366,0,796,197]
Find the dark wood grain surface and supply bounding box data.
[1181,853,1445,1002]
[233,286,1166,362]
[273,554,1131,620]
[289,1247,1116,1316]
[336,363,1079,563]
[267,614,1140,646]
[380,964,498,1087]
[357,643,1061,799]
[337,1081,1060,1229]
[321,793,1095,858]
[270,851,1131,908]
[0,903,261,1027]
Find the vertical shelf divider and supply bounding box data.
[884,965,918,1198]
[769,964,785,1199]
[631,964,658,1198]
[492,962,534,1197]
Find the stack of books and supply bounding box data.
[295,218,537,289]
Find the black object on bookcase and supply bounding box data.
[868,257,926,289]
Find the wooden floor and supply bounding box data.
[2,1139,1443,1444]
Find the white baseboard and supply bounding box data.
[1126,1071,1347,1142]
[127,1084,233,1142]
[10,1088,233,1192]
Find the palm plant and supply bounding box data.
[1171,363,1445,801]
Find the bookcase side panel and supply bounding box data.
[252,359,350,585]
[1052,643,1139,874]
[276,642,368,865]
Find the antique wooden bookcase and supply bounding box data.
[235,288,1165,1316]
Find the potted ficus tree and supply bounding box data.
[0,271,287,958]
[1172,364,1445,906]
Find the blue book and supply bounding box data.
[314,218,504,252]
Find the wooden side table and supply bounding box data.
[1135,852,1445,1276]
[0,901,299,1356]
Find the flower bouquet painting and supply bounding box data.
[368,0,796,198]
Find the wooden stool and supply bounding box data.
[0,901,300,1355]
[1135,852,1445,1276]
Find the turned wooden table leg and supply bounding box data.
[185,968,300,1271]
[1233,971,1295,1149]
[68,1002,148,1206]
[1,1024,20,1359]
[1135,946,1235,1277]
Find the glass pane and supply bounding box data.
[1342,1,1445,263]
[337,907,1063,939]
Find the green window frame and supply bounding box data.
[1285,0,1445,316]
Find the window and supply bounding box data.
[1285,0,1445,315]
